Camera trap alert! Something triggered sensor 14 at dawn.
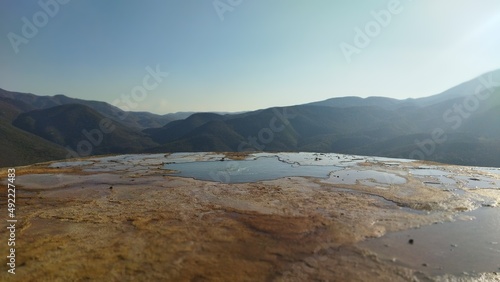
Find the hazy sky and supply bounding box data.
[1,1,499,114]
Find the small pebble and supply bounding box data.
[422,263,427,267]
[408,239,414,245]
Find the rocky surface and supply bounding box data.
[1,153,499,281]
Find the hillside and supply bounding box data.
[1,70,499,167]
[0,88,175,130]
[12,104,159,156]
[143,71,500,166]
[0,97,68,167]
[0,120,67,167]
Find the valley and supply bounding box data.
[1,70,499,168]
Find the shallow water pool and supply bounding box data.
[359,208,500,276]
[324,169,406,186]
[164,156,342,183]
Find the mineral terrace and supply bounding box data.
[1,152,499,281]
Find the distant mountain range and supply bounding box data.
[1,69,499,167]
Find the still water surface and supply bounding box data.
[164,156,342,183]
[359,208,500,275]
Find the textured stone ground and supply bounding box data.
[0,153,499,281]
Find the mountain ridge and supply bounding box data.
[1,69,499,167]
[12,104,159,157]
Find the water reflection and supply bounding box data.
[164,156,342,183]
[359,208,500,275]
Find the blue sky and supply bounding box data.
[1,0,499,114]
